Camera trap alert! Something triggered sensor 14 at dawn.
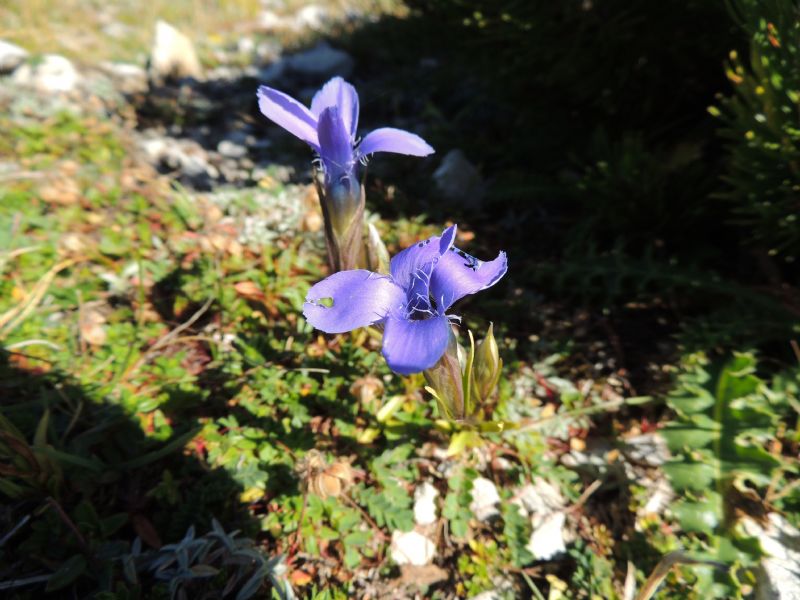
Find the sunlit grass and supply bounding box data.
[0,0,261,63]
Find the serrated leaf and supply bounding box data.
[662,460,717,491]
[661,423,717,450]
[671,495,723,534]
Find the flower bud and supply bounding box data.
[326,176,361,241]
[424,329,467,422]
[472,323,502,403]
[316,174,365,271]
[365,223,391,274]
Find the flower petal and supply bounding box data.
[358,127,434,157]
[318,107,356,180]
[430,248,508,311]
[311,77,359,139]
[382,314,450,375]
[303,270,404,333]
[257,85,319,149]
[390,224,457,292]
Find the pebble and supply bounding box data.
[742,514,800,599]
[0,40,28,74]
[13,55,80,93]
[390,530,436,566]
[99,62,148,95]
[217,139,248,159]
[413,482,439,526]
[285,41,354,79]
[513,478,568,561]
[433,149,485,208]
[140,136,218,184]
[149,20,204,82]
[469,477,501,522]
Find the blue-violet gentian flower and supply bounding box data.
[257,77,434,204]
[303,225,507,375]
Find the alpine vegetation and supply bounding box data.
[302,224,507,375]
[257,77,434,271]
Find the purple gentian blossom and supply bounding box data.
[257,77,434,196]
[303,225,507,375]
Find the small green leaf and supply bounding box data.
[671,495,722,535]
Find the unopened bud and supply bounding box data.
[316,174,366,271]
[472,323,502,403]
[327,177,361,240]
[365,223,391,274]
[424,329,467,422]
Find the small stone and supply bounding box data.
[624,432,669,467]
[257,10,291,32]
[149,20,204,82]
[513,478,565,517]
[13,55,79,93]
[469,477,501,522]
[99,62,148,95]
[413,482,439,526]
[294,5,329,30]
[0,40,28,74]
[741,514,800,600]
[527,511,567,560]
[433,149,485,209]
[286,42,354,79]
[217,140,247,159]
[640,475,673,516]
[140,136,218,184]
[512,478,568,561]
[390,530,436,566]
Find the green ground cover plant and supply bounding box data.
[1,0,799,598]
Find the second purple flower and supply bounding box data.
[303,225,507,375]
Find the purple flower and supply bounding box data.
[257,77,434,191]
[303,225,507,375]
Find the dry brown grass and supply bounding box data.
[0,0,406,66]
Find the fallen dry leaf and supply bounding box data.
[80,307,107,346]
[40,177,81,205]
[234,281,266,302]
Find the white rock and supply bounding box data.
[258,10,291,31]
[513,478,568,561]
[624,432,669,467]
[527,511,567,560]
[640,475,674,516]
[468,592,502,600]
[217,140,247,159]
[513,478,565,517]
[742,514,800,600]
[433,149,485,208]
[413,482,439,526]
[13,55,79,92]
[150,20,203,82]
[140,136,218,180]
[295,5,328,30]
[469,477,501,522]
[0,40,28,73]
[99,62,148,95]
[390,530,436,566]
[286,42,353,79]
